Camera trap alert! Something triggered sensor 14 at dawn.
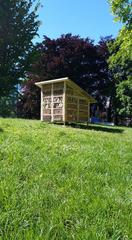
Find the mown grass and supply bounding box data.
[0,118,132,240]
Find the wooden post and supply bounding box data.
[63,81,66,125]
[88,102,90,122]
[51,83,54,122]
[77,98,79,122]
[41,88,43,121]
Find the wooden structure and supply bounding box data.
[35,77,96,123]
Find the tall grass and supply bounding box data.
[0,118,132,239]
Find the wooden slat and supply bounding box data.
[53,115,63,121]
[41,89,43,121]
[51,83,53,122]
[40,80,91,123]
[67,109,77,114]
[77,98,79,122]
[79,110,88,113]
[67,94,88,100]
[54,90,63,95]
[88,103,90,122]
[53,96,63,103]
[43,115,51,121]
[53,109,62,115]
[67,104,78,109]
[63,81,66,123]
[67,116,77,121]
[44,109,51,114]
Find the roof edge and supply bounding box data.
[35,77,96,103]
[35,77,69,88]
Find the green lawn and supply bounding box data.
[0,118,132,240]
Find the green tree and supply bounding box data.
[0,0,40,98]
[108,0,132,118]
[17,34,113,119]
[117,77,132,116]
[109,0,131,25]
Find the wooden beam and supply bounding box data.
[88,102,90,122]
[51,83,53,122]
[41,88,43,121]
[77,98,79,122]
[63,81,66,124]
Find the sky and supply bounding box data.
[35,0,122,44]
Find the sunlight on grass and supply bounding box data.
[0,118,132,239]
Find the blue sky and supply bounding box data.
[35,0,122,44]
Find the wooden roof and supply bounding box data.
[35,77,96,103]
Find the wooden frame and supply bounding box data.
[35,77,96,123]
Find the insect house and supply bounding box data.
[35,77,96,123]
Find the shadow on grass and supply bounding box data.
[54,122,124,134]
[0,128,3,133]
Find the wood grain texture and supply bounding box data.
[40,79,93,123]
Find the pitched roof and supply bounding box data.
[35,77,96,103]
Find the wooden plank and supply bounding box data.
[53,109,62,115]
[53,96,63,103]
[67,94,88,100]
[43,96,51,100]
[43,115,51,121]
[79,114,88,118]
[67,104,78,109]
[79,115,88,119]
[63,81,66,123]
[53,82,64,88]
[65,84,68,122]
[54,90,63,95]
[79,104,89,109]
[88,103,90,122]
[67,116,78,121]
[51,83,53,122]
[67,96,78,104]
[79,99,88,104]
[41,88,43,121]
[79,111,88,114]
[53,115,63,121]
[66,109,77,114]
[77,98,79,122]
[44,109,51,114]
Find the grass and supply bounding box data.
[0,118,132,240]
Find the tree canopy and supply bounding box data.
[0,0,131,122]
[0,0,40,97]
[17,34,113,119]
[108,0,132,117]
[109,0,132,25]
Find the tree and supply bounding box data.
[109,0,131,25]
[0,0,40,98]
[32,34,99,93]
[96,36,116,121]
[117,77,132,116]
[18,34,113,119]
[108,0,132,119]
[17,77,41,119]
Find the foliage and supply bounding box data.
[0,0,40,98]
[109,0,132,25]
[96,37,115,106]
[0,118,132,239]
[32,34,99,92]
[0,94,18,117]
[18,34,113,118]
[108,27,132,69]
[17,78,41,119]
[108,0,132,117]
[117,76,132,115]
